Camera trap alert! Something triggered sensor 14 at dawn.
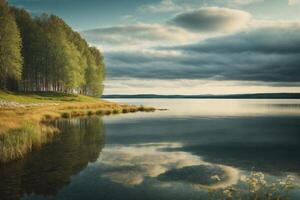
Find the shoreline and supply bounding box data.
[0,91,155,163]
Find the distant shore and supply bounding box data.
[103,93,300,99]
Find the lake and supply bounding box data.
[1,99,300,200]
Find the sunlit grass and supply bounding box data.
[0,122,58,163]
[0,91,155,133]
[0,91,100,103]
[0,91,155,162]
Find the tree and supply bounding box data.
[85,47,105,96]
[1,2,105,96]
[0,0,23,90]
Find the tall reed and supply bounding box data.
[0,123,58,163]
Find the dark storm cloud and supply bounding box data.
[169,7,250,33]
[105,27,300,84]
[180,27,300,54]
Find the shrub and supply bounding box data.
[129,108,137,113]
[61,112,70,118]
[137,105,145,111]
[96,110,104,115]
[87,110,94,116]
[122,108,129,113]
[104,110,112,115]
[113,109,120,114]
[71,111,85,117]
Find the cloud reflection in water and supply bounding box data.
[97,142,240,190]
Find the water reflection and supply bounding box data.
[104,115,300,175]
[177,143,300,175]
[109,99,300,117]
[98,143,240,189]
[0,117,105,200]
[1,99,300,200]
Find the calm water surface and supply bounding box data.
[1,99,300,200]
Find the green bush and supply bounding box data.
[122,108,129,113]
[87,110,94,116]
[113,109,120,114]
[96,110,104,115]
[61,112,71,118]
[104,110,112,115]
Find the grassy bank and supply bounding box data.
[0,91,155,163]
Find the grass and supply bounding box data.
[0,90,100,103]
[0,122,58,163]
[0,91,155,162]
[0,91,155,133]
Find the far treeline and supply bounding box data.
[0,0,105,96]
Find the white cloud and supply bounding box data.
[232,0,264,5]
[82,7,255,52]
[82,7,300,53]
[80,5,300,95]
[138,0,182,13]
[288,0,300,5]
[138,0,265,14]
[120,15,138,24]
[98,143,240,189]
[249,19,300,29]
[104,79,300,95]
[170,7,251,33]
[82,23,200,50]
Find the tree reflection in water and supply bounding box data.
[0,117,105,200]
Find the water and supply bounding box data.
[1,99,300,200]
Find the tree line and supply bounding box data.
[0,0,105,96]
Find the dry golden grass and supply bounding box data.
[0,91,155,134]
[0,91,155,162]
[0,123,59,163]
[0,101,154,134]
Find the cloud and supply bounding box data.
[231,0,264,5]
[138,0,182,13]
[138,0,264,14]
[288,0,300,5]
[104,79,300,95]
[169,7,251,33]
[179,27,300,54]
[80,4,300,94]
[82,23,199,50]
[81,7,300,51]
[98,143,239,189]
[102,27,300,86]
[249,19,300,29]
[120,15,138,24]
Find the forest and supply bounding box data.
[0,0,105,96]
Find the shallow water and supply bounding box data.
[1,99,300,200]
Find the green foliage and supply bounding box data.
[85,47,105,96]
[0,0,23,90]
[1,2,105,97]
[87,110,94,116]
[61,112,71,118]
[0,91,100,103]
[112,109,120,114]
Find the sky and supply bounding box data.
[8,0,300,95]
